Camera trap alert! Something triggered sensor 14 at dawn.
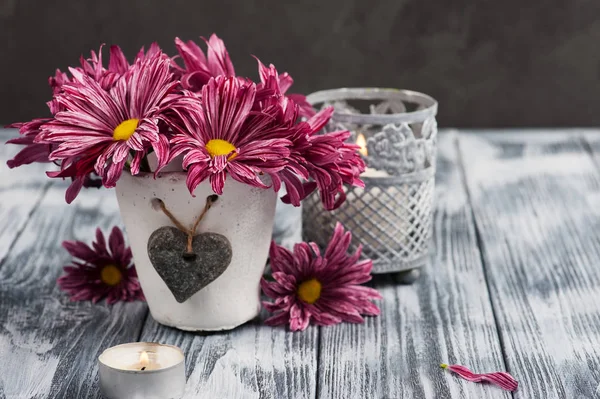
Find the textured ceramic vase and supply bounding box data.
[115,172,277,331]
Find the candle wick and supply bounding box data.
[141,366,146,371]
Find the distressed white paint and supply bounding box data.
[139,313,319,399]
[0,131,52,264]
[0,163,147,398]
[4,129,600,398]
[0,325,60,398]
[459,134,592,199]
[316,133,510,399]
[460,131,600,399]
[115,172,277,331]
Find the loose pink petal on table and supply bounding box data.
[441,363,518,392]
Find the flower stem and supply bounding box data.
[140,155,151,173]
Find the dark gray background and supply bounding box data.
[2,0,599,127]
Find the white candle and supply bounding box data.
[356,133,389,178]
[362,167,389,178]
[98,342,185,399]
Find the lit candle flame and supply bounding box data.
[356,133,368,157]
[140,351,149,367]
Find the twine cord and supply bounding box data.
[153,195,219,254]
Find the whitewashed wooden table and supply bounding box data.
[2,129,600,399]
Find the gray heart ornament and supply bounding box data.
[147,226,233,303]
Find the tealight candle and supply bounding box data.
[355,133,390,178]
[98,342,185,399]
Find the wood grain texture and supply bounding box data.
[583,130,600,170]
[0,181,147,398]
[138,311,318,399]
[316,132,510,399]
[0,130,52,267]
[459,131,600,399]
[5,129,600,398]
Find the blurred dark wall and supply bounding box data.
[1,0,600,127]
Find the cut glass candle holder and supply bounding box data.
[304,88,438,274]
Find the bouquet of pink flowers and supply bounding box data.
[7,35,365,209]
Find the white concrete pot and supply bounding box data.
[115,172,277,331]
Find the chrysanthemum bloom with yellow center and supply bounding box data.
[169,75,293,195]
[8,36,366,210]
[36,50,199,189]
[57,227,144,304]
[6,44,165,203]
[261,223,381,331]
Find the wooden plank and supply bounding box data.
[316,132,510,398]
[582,130,600,169]
[0,129,53,265]
[138,310,318,398]
[459,131,600,398]
[0,181,148,398]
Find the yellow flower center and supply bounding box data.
[205,139,237,160]
[113,118,139,141]
[100,264,123,286]
[297,278,322,304]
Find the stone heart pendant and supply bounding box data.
[147,226,233,303]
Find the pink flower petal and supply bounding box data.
[268,241,296,274]
[289,303,311,332]
[271,272,297,292]
[264,311,291,326]
[65,177,85,204]
[441,363,518,392]
[9,48,198,203]
[261,223,380,331]
[209,170,226,195]
[260,278,292,299]
[204,34,235,77]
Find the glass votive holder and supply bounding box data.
[303,88,438,274]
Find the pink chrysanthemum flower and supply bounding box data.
[261,223,381,331]
[48,43,162,100]
[270,106,365,210]
[255,59,315,118]
[300,110,366,209]
[169,75,292,195]
[77,45,122,90]
[7,35,363,210]
[6,119,53,168]
[175,34,315,118]
[250,62,365,209]
[106,43,162,76]
[8,44,174,203]
[57,227,144,304]
[6,118,102,207]
[36,51,190,188]
[6,119,105,200]
[174,34,236,92]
